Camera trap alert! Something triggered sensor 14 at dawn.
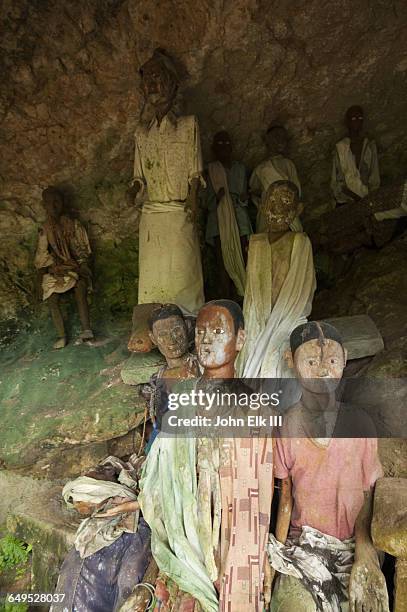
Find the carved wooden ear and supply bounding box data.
[284,349,294,369]
[236,328,246,352]
[148,331,157,346]
[297,201,304,216]
[343,347,348,365]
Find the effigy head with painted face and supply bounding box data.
[148,304,189,365]
[265,124,289,157]
[139,48,178,114]
[289,321,347,395]
[262,180,300,234]
[195,300,245,378]
[42,186,64,222]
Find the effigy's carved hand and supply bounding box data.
[185,177,200,228]
[126,183,142,208]
[349,555,389,612]
[50,263,77,276]
[97,500,140,517]
[154,579,170,611]
[184,193,199,229]
[216,187,225,204]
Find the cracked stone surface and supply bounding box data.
[2,0,407,318]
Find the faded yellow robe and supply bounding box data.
[133,112,205,314]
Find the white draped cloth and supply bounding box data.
[237,231,316,378]
[250,156,302,232]
[133,112,205,314]
[208,161,246,296]
[62,477,139,559]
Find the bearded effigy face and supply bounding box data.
[140,50,178,111]
[263,180,299,232]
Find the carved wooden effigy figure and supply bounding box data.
[127,48,205,316]
[237,180,316,378]
[35,186,93,349]
[268,321,390,612]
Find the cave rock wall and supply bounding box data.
[2,0,407,318]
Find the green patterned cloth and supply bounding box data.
[138,431,219,612]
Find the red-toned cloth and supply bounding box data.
[274,435,383,540]
[219,437,274,612]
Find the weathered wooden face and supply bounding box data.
[141,57,176,109]
[293,338,346,394]
[212,130,232,164]
[42,189,63,220]
[195,305,244,370]
[263,182,299,232]
[150,315,189,361]
[346,105,364,135]
[265,126,289,156]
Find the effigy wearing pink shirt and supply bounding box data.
[274,431,383,541]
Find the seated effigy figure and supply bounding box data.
[138,304,200,443]
[51,457,151,612]
[148,303,199,380]
[331,105,380,206]
[139,300,274,612]
[203,130,252,298]
[250,123,302,233]
[237,180,316,378]
[35,187,94,349]
[267,321,390,612]
[314,177,407,254]
[322,104,407,252]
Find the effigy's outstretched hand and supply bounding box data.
[349,555,389,612]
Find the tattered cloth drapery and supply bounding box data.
[138,434,219,612]
[268,526,355,612]
[138,202,204,314]
[237,232,316,378]
[63,477,139,559]
[34,216,92,300]
[208,161,246,296]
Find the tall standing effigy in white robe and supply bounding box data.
[236,231,316,378]
[133,112,205,314]
[331,136,380,204]
[250,156,302,232]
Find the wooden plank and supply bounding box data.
[322,315,384,360]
